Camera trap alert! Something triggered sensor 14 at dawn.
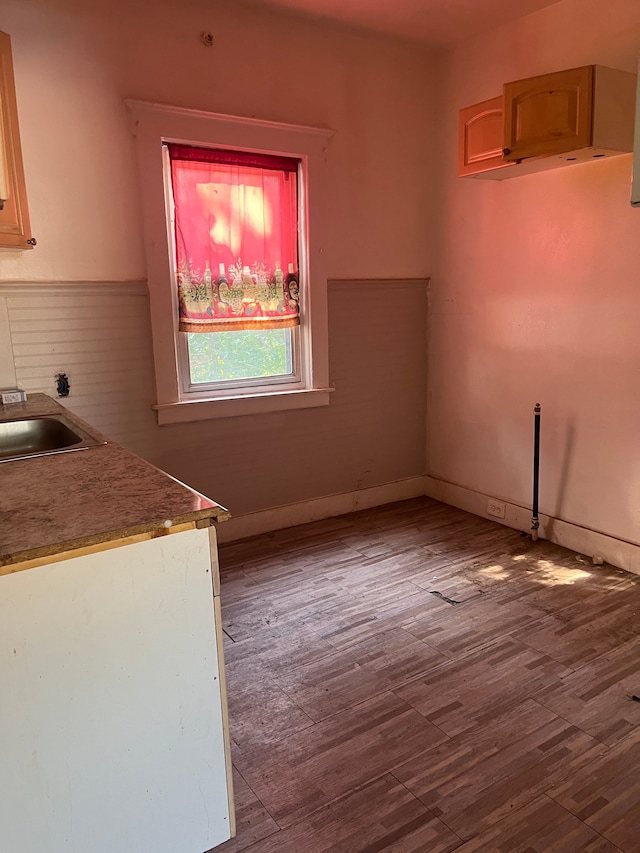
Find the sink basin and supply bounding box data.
[0,415,106,462]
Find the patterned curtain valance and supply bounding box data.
[167,143,301,333]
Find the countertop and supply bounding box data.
[0,394,230,569]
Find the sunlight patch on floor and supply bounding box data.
[532,559,591,585]
[478,555,593,586]
[479,564,510,580]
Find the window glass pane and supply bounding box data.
[187,328,292,384]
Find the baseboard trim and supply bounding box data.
[424,476,640,578]
[215,472,640,577]
[215,476,429,543]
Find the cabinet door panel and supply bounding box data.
[458,96,512,176]
[0,529,232,853]
[0,31,33,249]
[504,66,593,160]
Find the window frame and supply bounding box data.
[164,145,303,397]
[127,100,333,424]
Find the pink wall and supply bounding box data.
[430,0,640,545]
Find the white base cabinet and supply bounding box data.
[0,527,233,853]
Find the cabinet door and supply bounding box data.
[632,61,640,207]
[503,66,593,161]
[0,31,33,249]
[458,96,512,177]
[0,528,233,853]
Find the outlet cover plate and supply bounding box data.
[487,499,506,519]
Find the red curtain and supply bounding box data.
[168,144,300,333]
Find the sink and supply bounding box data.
[0,415,106,462]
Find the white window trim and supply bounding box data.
[127,100,334,424]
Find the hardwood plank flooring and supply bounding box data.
[548,728,640,850]
[234,691,448,828]
[393,636,572,737]
[213,497,640,852]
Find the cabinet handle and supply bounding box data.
[26,237,37,246]
[502,148,511,156]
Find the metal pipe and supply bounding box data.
[532,403,541,541]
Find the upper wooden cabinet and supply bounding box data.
[503,66,593,160]
[459,65,637,180]
[632,60,640,207]
[0,31,33,250]
[458,96,514,177]
[504,65,636,162]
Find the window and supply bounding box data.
[167,145,302,397]
[128,101,333,424]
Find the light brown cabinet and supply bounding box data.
[459,65,637,180]
[0,31,33,250]
[458,96,514,177]
[504,65,635,162]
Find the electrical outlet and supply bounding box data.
[487,499,506,519]
[55,372,70,397]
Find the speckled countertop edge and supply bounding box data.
[0,394,230,568]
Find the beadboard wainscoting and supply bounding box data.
[0,282,159,459]
[0,279,429,527]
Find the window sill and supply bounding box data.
[154,387,334,425]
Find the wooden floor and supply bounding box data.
[214,497,640,853]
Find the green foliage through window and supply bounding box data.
[187,329,292,384]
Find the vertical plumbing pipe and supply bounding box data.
[531,403,541,541]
